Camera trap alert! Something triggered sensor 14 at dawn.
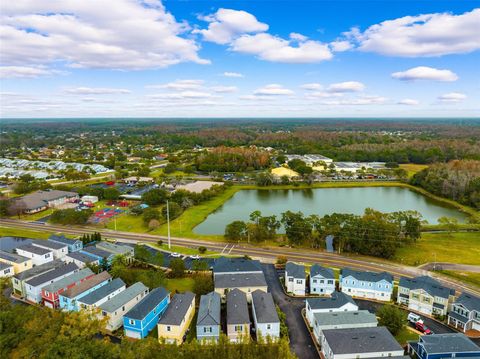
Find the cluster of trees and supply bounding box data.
[79,232,102,245]
[195,146,271,172]
[72,185,121,201]
[13,174,51,194]
[225,209,422,259]
[287,159,313,176]
[411,160,480,210]
[50,208,93,225]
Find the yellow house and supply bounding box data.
[214,273,268,303]
[158,291,195,345]
[0,250,33,274]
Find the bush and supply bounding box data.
[148,219,160,231]
[142,207,160,224]
[162,201,183,220]
[50,209,93,225]
[198,246,207,254]
[193,273,213,295]
[157,240,163,246]
[377,305,405,335]
[276,256,288,266]
[169,258,185,278]
[141,188,169,206]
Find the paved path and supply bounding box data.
[419,263,480,273]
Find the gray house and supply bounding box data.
[310,264,335,295]
[251,289,280,340]
[213,257,263,277]
[196,291,221,343]
[214,272,267,302]
[285,262,306,295]
[227,288,250,343]
[448,293,480,333]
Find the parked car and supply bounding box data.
[189,255,200,260]
[415,320,432,335]
[170,252,182,258]
[408,312,421,324]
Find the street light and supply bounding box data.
[166,200,171,249]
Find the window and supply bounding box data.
[129,319,135,325]
[267,324,271,330]
[234,325,243,332]
[328,280,334,285]
[296,280,302,284]
[312,279,317,283]
[102,311,107,316]
[288,278,293,282]
[167,326,171,332]
[204,327,212,333]
[122,306,125,311]
[320,280,324,284]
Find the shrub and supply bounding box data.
[198,246,207,254]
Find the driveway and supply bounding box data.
[263,264,318,359]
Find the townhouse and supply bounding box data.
[196,291,221,343]
[448,293,480,333]
[285,262,306,296]
[251,289,280,340]
[11,259,64,297]
[398,275,455,316]
[96,241,134,260]
[77,278,126,311]
[24,262,79,303]
[0,250,33,274]
[16,244,53,266]
[48,234,83,253]
[0,262,14,277]
[310,264,335,295]
[306,291,358,326]
[64,251,100,268]
[213,257,263,278]
[99,282,149,332]
[158,291,196,345]
[41,268,95,308]
[340,268,393,301]
[214,272,268,302]
[408,333,480,359]
[124,287,170,339]
[226,288,250,343]
[80,246,115,265]
[59,271,111,311]
[31,239,68,259]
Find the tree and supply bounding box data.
[193,273,213,295]
[0,199,9,217]
[438,216,459,234]
[224,220,248,242]
[276,155,287,164]
[141,188,169,206]
[280,175,290,185]
[276,256,288,266]
[142,207,160,224]
[103,187,120,200]
[377,305,405,335]
[134,245,151,262]
[162,201,182,220]
[148,219,160,231]
[169,258,185,278]
[256,172,274,186]
[163,163,177,174]
[198,246,207,254]
[50,209,93,225]
[191,260,209,271]
[281,211,313,245]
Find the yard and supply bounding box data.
[438,270,480,288]
[395,326,419,345]
[0,226,73,239]
[164,277,195,293]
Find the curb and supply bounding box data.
[300,307,322,359]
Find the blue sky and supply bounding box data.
[0,0,479,118]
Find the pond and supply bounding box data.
[193,186,468,235]
[0,236,33,253]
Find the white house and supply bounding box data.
[16,244,54,266]
[285,262,306,296]
[306,291,358,327]
[251,290,280,340]
[340,268,393,302]
[310,264,335,295]
[0,262,14,277]
[31,240,68,260]
[448,293,480,333]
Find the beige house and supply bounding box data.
[0,250,33,274]
[226,289,250,343]
[158,292,195,345]
[214,273,268,302]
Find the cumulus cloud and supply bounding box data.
[0,65,65,78]
[253,84,294,96]
[148,91,213,99]
[148,79,204,91]
[301,83,323,91]
[345,8,480,57]
[211,85,237,93]
[329,40,352,52]
[193,8,268,44]
[64,87,131,95]
[223,71,244,78]
[392,66,458,81]
[398,98,420,105]
[306,91,343,99]
[320,95,387,106]
[438,92,466,103]
[0,0,209,70]
[327,81,365,93]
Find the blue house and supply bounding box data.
[340,268,393,302]
[123,287,170,339]
[59,271,111,311]
[408,333,480,359]
[196,291,221,342]
[80,246,115,266]
[48,234,83,253]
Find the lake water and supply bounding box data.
[193,187,468,235]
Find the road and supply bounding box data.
[419,262,480,273]
[1,218,479,298]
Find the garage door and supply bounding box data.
[125,329,142,339]
[472,321,480,331]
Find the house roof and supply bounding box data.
[42,268,94,293]
[214,272,267,289]
[418,333,480,353]
[456,293,480,313]
[13,190,77,210]
[25,262,79,287]
[31,239,66,251]
[82,246,112,259]
[0,250,30,264]
[158,291,195,326]
[77,278,125,305]
[251,290,279,324]
[399,276,454,298]
[49,234,81,246]
[124,287,169,321]
[341,268,393,283]
[16,243,51,255]
[13,259,64,281]
[307,291,357,310]
[0,262,13,271]
[213,256,262,274]
[322,326,403,354]
[66,251,97,264]
[286,262,306,279]
[99,282,148,313]
[61,271,111,299]
[310,264,334,279]
[227,288,249,325]
[197,291,221,326]
[96,241,133,256]
[313,310,377,327]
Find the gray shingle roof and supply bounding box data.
[0,250,30,264]
[16,243,51,255]
[227,288,249,325]
[322,327,403,354]
[158,291,195,326]
[25,262,79,287]
[399,276,454,298]
[456,293,480,313]
[341,268,393,283]
[197,291,221,326]
[214,272,267,289]
[307,291,357,310]
[61,271,111,298]
[42,268,94,293]
[49,234,81,246]
[0,262,12,270]
[418,333,480,353]
[251,290,279,324]
[99,282,148,313]
[77,278,125,305]
[310,264,334,279]
[31,239,66,251]
[66,252,97,264]
[286,262,306,279]
[13,259,64,280]
[213,257,262,274]
[82,246,112,259]
[124,287,169,320]
[313,310,377,327]
[13,190,78,211]
[96,241,133,256]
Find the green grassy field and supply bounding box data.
[0,226,74,239]
[164,277,195,293]
[394,232,480,266]
[150,243,216,256]
[399,164,428,178]
[395,326,419,345]
[438,270,480,288]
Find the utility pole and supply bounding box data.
[114,207,118,231]
[166,200,171,249]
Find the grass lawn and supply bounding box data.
[104,212,147,232]
[395,326,419,345]
[164,277,195,293]
[0,226,74,239]
[151,243,216,256]
[399,164,428,178]
[394,232,480,266]
[438,270,480,288]
[12,209,55,221]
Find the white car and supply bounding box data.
[170,252,182,258]
[407,312,421,324]
[189,255,200,260]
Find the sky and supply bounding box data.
[0,0,479,118]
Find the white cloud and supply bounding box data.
[64,87,131,95]
[398,98,420,105]
[346,8,480,57]
[329,40,352,52]
[306,91,343,99]
[0,1,209,70]
[239,95,274,101]
[147,79,204,91]
[320,95,387,106]
[301,83,323,91]
[392,66,458,82]
[438,92,466,103]
[148,91,213,99]
[223,71,244,78]
[211,85,237,93]
[328,81,365,93]
[194,8,268,44]
[0,65,65,78]
[253,84,294,96]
